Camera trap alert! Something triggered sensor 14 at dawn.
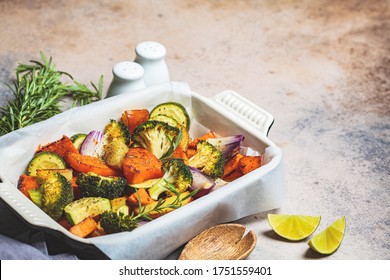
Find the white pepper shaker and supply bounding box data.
[105,61,145,98]
[134,41,170,86]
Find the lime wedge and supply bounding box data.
[268,214,321,241]
[308,216,346,255]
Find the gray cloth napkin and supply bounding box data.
[0,199,77,260]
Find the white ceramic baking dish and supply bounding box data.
[0,82,284,259]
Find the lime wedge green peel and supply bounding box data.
[308,216,346,255]
[267,214,321,241]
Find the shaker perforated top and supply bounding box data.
[135,41,167,60]
[113,61,144,81]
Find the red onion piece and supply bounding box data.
[206,135,245,161]
[189,166,216,198]
[80,130,104,157]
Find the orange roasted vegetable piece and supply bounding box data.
[121,109,149,133]
[128,188,155,206]
[222,169,243,182]
[57,217,73,230]
[123,147,163,184]
[188,131,217,149]
[69,217,97,238]
[238,155,262,175]
[172,145,188,164]
[178,125,190,152]
[18,174,39,198]
[223,153,244,177]
[65,152,122,177]
[185,148,196,159]
[37,135,79,158]
[70,176,82,200]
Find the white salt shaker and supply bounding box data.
[105,61,145,98]
[134,41,170,86]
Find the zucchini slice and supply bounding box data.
[150,102,190,130]
[64,197,111,225]
[129,178,160,189]
[149,114,178,127]
[27,152,67,176]
[70,133,87,151]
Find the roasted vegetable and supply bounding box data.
[99,210,137,234]
[80,131,104,157]
[37,135,79,158]
[148,158,193,200]
[121,109,149,133]
[18,174,39,198]
[206,135,245,161]
[177,125,190,152]
[110,197,128,212]
[101,119,131,169]
[188,140,225,178]
[64,197,111,225]
[223,153,244,177]
[69,217,97,238]
[36,168,73,182]
[17,98,263,239]
[128,188,155,206]
[188,131,217,149]
[102,139,129,170]
[70,133,87,151]
[27,152,67,176]
[149,114,178,127]
[134,191,193,219]
[222,153,263,181]
[189,166,215,198]
[131,120,180,159]
[122,147,163,184]
[103,119,131,146]
[76,172,127,199]
[238,155,262,174]
[149,102,190,130]
[149,112,190,152]
[172,145,189,164]
[30,171,74,221]
[65,152,121,177]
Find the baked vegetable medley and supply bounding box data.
[17,102,263,238]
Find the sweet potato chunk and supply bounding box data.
[123,148,163,184]
[238,155,262,174]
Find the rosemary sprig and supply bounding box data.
[160,128,183,159]
[132,180,199,221]
[0,51,103,136]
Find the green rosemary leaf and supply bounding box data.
[132,180,198,222]
[182,188,200,201]
[160,128,183,159]
[0,52,103,136]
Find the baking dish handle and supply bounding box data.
[211,90,274,136]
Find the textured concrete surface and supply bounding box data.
[0,0,389,259]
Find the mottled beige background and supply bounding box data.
[0,0,389,259]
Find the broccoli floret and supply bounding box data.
[76,172,127,199]
[100,210,137,234]
[102,139,129,170]
[148,158,193,200]
[34,172,74,221]
[188,140,225,179]
[131,120,180,159]
[103,119,131,146]
[102,119,131,169]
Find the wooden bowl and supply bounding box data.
[179,223,257,260]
